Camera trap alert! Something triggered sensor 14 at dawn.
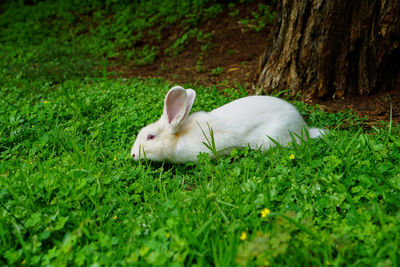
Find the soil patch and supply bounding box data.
[310,85,400,125]
[108,1,400,125]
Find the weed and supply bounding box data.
[239,3,275,32]
[198,122,219,160]
[165,28,199,56]
[228,3,240,17]
[211,66,224,76]
[126,45,159,66]
[226,49,236,56]
[196,60,206,73]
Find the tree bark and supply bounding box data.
[256,0,400,98]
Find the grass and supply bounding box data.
[1,0,400,266]
[0,0,270,69]
[1,75,400,266]
[0,0,221,70]
[0,0,274,73]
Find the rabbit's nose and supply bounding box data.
[132,153,135,158]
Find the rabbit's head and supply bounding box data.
[131,86,196,161]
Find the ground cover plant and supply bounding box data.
[1,0,400,266]
[1,75,400,266]
[1,0,271,70]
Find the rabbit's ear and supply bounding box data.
[163,86,193,134]
[184,89,196,119]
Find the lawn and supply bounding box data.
[1,0,400,266]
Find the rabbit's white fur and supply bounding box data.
[131,86,325,162]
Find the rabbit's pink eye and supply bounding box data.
[147,134,155,140]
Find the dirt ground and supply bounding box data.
[109,1,400,125]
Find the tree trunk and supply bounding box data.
[256,0,400,98]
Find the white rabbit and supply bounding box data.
[131,86,326,162]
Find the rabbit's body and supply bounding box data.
[174,96,307,162]
[131,86,325,162]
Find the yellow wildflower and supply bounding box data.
[44,100,48,104]
[165,233,170,238]
[289,154,295,160]
[261,208,271,218]
[113,215,117,220]
[240,231,247,241]
[114,156,117,161]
